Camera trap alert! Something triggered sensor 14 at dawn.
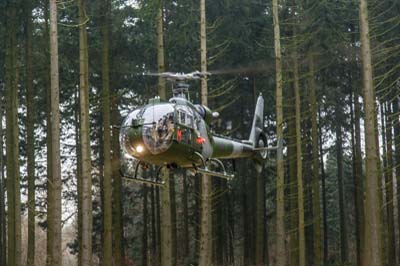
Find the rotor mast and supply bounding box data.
[149,71,210,100]
[172,81,190,99]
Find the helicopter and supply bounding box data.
[119,71,273,186]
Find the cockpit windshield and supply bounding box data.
[141,104,175,154]
[120,104,176,157]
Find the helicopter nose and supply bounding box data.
[120,109,147,157]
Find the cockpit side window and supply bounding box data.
[177,107,195,128]
[186,114,193,128]
[179,111,186,125]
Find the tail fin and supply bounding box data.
[249,94,264,147]
[249,94,266,173]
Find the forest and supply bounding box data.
[0,0,399,265]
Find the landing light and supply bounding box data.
[136,145,144,153]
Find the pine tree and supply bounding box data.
[198,0,212,265]
[78,0,92,264]
[25,0,35,265]
[101,0,113,265]
[49,0,62,265]
[359,0,383,264]
[5,1,22,265]
[309,54,321,266]
[273,0,285,265]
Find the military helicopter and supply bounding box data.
[119,71,272,186]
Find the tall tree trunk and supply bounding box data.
[242,168,249,266]
[227,190,235,265]
[300,86,313,266]
[318,108,328,265]
[150,185,158,266]
[160,168,173,266]
[49,0,62,265]
[294,54,306,266]
[393,97,400,263]
[25,1,36,265]
[379,104,387,266]
[78,0,92,264]
[359,0,383,264]
[142,184,148,266]
[169,174,177,265]
[350,91,360,266]
[335,102,348,264]
[157,0,166,98]
[288,83,298,266]
[182,170,190,260]
[272,0,285,265]
[255,170,265,266]
[198,0,212,265]
[384,102,396,265]
[353,70,364,266]
[111,93,124,266]
[44,2,54,264]
[309,54,321,266]
[5,2,22,265]
[75,88,83,266]
[0,85,5,266]
[156,186,162,266]
[101,0,113,265]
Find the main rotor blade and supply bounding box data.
[208,61,274,75]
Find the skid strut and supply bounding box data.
[193,152,235,180]
[120,161,166,186]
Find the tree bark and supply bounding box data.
[353,70,365,266]
[294,54,306,266]
[78,0,92,264]
[309,54,321,266]
[0,86,5,266]
[272,0,286,265]
[384,102,396,265]
[199,0,213,265]
[157,0,166,99]
[255,170,265,266]
[49,0,62,265]
[359,0,383,264]
[335,101,348,264]
[142,184,148,266]
[169,174,177,265]
[160,168,173,266]
[150,185,158,266]
[74,88,83,266]
[288,83,298,266]
[25,1,36,265]
[43,2,54,264]
[182,170,190,260]
[101,0,113,265]
[318,108,328,265]
[393,97,400,263]
[111,93,124,266]
[5,2,22,265]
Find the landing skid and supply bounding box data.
[192,152,235,180]
[120,160,166,186]
[122,174,166,186]
[121,154,235,186]
[194,167,234,180]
